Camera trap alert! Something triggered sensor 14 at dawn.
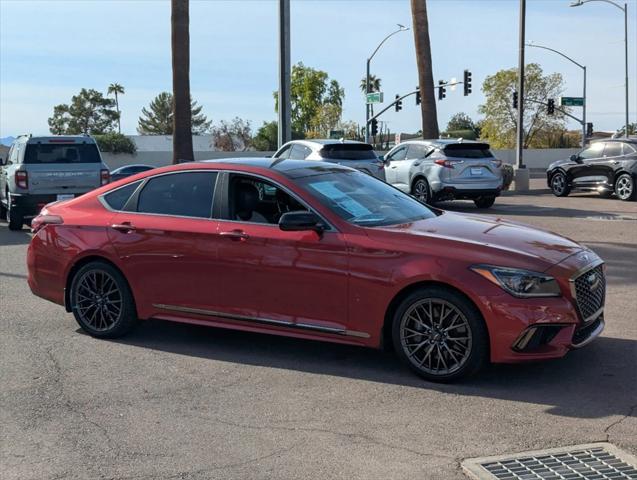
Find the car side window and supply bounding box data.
[623,143,636,155]
[103,181,143,211]
[406,145,429,159]
[602,143,622,158]
[226,174,308,225]
[136,171,217,219]
[9,144,20,164]
[579,143,605,160]
[289,144,312,160]
[275,145,292,159]
[388,146,408,161]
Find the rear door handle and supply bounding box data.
[111,222,136,233]
[220,230,249,241]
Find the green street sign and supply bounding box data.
[366,92,384,104]
[560,96,584,107]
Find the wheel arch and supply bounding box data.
[64,255,137,316]
[381,280,491,354]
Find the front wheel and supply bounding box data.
[391,286,488,383]
[474,196,496,209]
[69,261,138,338]
[550,171,570,197]
[615,173,635,201]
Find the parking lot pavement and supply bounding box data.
[1,186,635,480]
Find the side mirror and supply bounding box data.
[570,154,582,163]
[279,211,324,234]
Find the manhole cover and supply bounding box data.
[462,443,637,480]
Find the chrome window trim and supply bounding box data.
[98,180,144,213]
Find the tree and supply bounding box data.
[137,92,211,135]
[359,75,382,94]
[211,118,252,152]
[411,0,439,139]
[478,63,569,148]
[94,133,137,154]
[615,123,636,137]
[252,121,305,151]
[171,0,193,163]
[107,83,125,133]
[274,62,345,135]
[446,113,476,133]
[48,88,119,135]
[307,104,342,138]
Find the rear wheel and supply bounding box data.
[474,196,496,209]
[6,194,23,231]
[615,173,635,201]
[411,178,431,204]
[391,286,488,382]
[69,261,138,338]
[550,171,570,197]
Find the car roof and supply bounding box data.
[397,139,489,148]
[284,139,368,148]
[19,135,97,144]
[592,138,637,145]
[112,164,153,172]
[198,157,354,178]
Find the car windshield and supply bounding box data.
[24,143,101,164]
[319,144,379,161]
[296,170,437,227]
[443,143,493,159]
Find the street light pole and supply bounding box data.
[570,0,630,138]
[278,0,291,148]
[516,0,526,169]
[526,43,587,147]
[364,24,409,144]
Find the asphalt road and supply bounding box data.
[1,182,636,480]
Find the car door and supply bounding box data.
[571,142,606,187]
[106,170,221,313]
[598,142,624,186]
[211,172,350,333]
[385,145,409,190]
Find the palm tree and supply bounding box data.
[411,0,439,139]
[107,83,125,133]
[171,0,194,163]
[359,75,382,93]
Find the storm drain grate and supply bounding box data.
[462,443,637,480]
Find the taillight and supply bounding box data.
[434,159,457,168]
[376,161,385,170]
[16,170,28,189]
[100,169,110,186]
[31,214,63,234]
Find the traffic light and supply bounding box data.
[547,98,555,115]
[370,119,378,137]
[587,122,593,137]
[512,91,518,109]
[463,69,472,96]
[438,80,446,101]
[416,87,421,105]
[395,94,403,112]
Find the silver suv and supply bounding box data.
[0,135,110,230]
[273,139,386,181]
[384,139,503,208]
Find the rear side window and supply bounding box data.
[289,144,312,160]
[137,171,217,218]
[407,145,430,159]
[103,181,142,211]
[603,142,622,157]
[24,143,101,164]
[319,143,378,160]
[443,143,493,159]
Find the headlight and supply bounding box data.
[470,265,561,298]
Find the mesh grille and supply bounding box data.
[464,445,637,480]
[573,264,605,322]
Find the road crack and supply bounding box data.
[603,403,637,441]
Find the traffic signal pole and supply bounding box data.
[514,0,530,191]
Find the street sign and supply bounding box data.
[560,96,584,107]
[366,92,384,104]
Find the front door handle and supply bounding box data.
[220,230,249,241]
[111,222,136,233]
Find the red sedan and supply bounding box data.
[27,159,606,382]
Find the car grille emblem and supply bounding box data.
[587,272,600,291]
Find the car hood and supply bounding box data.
[369,211,584,270]
[547,158,574,170]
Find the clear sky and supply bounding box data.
[1,0,636,138]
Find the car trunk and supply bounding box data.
[318,144,384,179]
[439,143,499,184]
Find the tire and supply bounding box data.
[599,190,613,199]
[69,261,138,338]
[550,171,570,197]
[615,173,636,201]
[391,286,489,383]
[474,196,496,209]
[0,200,6,220]
[6,195,23,231]
[411,178,431,204]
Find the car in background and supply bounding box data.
[28,158,605,382]
[110,164,154,182]
[0,134,109,230]
[272,139,385,181]
[547,139,637,201]
[383,139,503,208]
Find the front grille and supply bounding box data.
[573,264,605,323]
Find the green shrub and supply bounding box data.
[94,133,137,154]
[502,164,514,190]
